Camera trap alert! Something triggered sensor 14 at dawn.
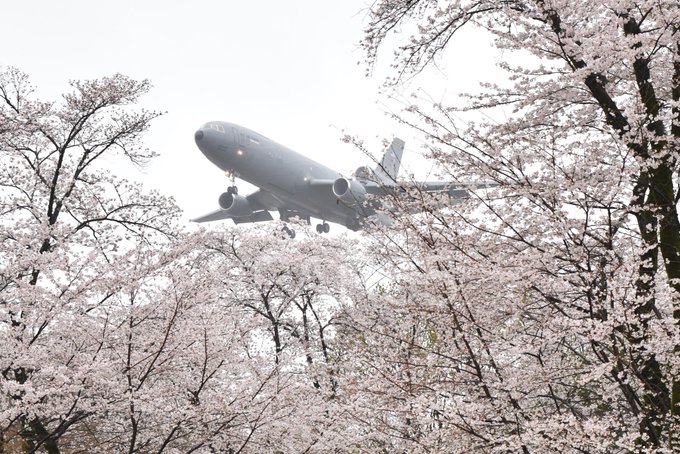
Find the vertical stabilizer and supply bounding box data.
[374,138,404,184]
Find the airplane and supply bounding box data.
[192,121,479,236]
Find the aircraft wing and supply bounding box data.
[191,209,274,224]
[363,180,495,198]
[191,189,276,224]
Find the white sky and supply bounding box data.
[0,0,499,222]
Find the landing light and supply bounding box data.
[236,149,244,156]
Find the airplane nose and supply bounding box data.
[194,130,204,142]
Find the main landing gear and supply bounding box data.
[226,185,238,195]
[316,222,330,234]
[278,209,297,239]
[282,225,296,239]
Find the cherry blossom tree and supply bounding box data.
[0,67,360,453]
[185,226,360,452]
[11,1,680,448]
[0,67,180,452]
[53,227,357,453]
[342,0,680,452]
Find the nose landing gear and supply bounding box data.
[224,170,238,195]
[316,222,330,234]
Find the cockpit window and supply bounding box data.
[205,123,225,133]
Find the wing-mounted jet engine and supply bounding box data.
[218,192,253,217]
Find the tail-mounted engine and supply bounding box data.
[218,192,253,217]
[353,166,375,182]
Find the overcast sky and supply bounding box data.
[1,0,498,221]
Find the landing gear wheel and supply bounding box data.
[282,226,296,239]
[316,222,330,234]
[227,186,238,195]
[316,224,323,234]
